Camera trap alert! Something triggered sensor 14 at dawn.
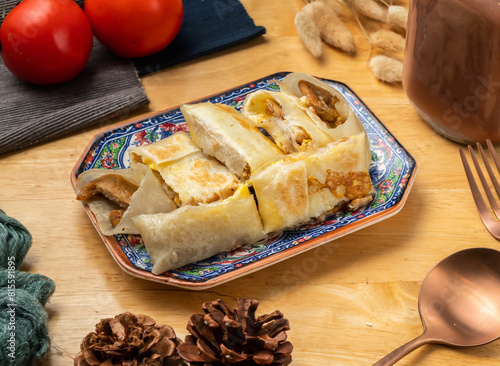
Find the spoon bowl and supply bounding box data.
[373,247,500,366]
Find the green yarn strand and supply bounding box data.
[0,288,51,366]
[0,270,55,307]
[0,209,32,270]
[0,210,54,366]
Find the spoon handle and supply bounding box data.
[371,333,432,366]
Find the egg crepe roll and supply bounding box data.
[251,156,310,233]
[304,132,374,219]
[242,90,333,153]
[180,103,284,180]
[280,72,369,154]
[76,163,177,235]
[251,132,374,233]
[129,131,240,206]
[132,185,266,274]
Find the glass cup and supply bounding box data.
[403,0,500,144]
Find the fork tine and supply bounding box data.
[476,143,500,218]
[460,146,500,239]
[486,139,500,186]
[460,147,491,214]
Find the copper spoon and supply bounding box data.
[372,247,500,366]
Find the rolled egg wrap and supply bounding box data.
[242,90,333,153]
[180,103,284,180]
[251,132,374,233]
[133,185,266,274]
[76,163,176,235]
[129,131,241,206]
[280,72,369,157]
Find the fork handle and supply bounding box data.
[371,333,432,366]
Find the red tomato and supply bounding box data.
[0,0,93,85]
[84,0,183,58]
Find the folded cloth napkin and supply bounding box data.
[132,0,266,76]
[0,40,149,156]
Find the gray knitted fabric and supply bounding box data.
[0,0,149,155]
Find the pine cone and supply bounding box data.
[177,298,293,366]
[74,312,186,366]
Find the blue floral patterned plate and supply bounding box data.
[71,72,417,289]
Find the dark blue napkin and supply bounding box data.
[132,0,266,76]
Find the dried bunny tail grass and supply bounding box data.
[358,0,388,22]
[387,5,408,31]
[363,19,385,34]
[369,29,405,53]
[295,6,323,57]
[344,0,388,22]
[307,1,356,53]
[369,55,403,83]
[317,0,348,16]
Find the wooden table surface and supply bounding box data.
[1,0,499,365]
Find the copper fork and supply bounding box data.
[460,139,500,239]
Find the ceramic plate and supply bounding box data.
[71,72,417,289]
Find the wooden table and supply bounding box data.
[1,0,499,365]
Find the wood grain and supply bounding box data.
[1,0,500,365]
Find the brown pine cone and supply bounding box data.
[177,298,293,366]
[74,312,186,366]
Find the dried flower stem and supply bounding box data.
[369,29,405,53]
[377,0,391,7]
[295,7,323,57]
[344,0,388,22]
[369,55,403,83]
[296,0,408,86]
[306,1,356,54]
[317,0,346,16]
[387,5,408,31]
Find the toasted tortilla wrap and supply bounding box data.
[129,131,240,206]
[251,133,374,233]
[280,72,368,152]
[242,90,333,153]
[304,132,374,219]
[180,103,284,180]
[251,156,310,233]
[133,185,266,274]
[76,164,177,235]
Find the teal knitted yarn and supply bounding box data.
[0,210,55,366]
[0,288,51,366]
[0,210,32,270]
[0,270,56,307]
